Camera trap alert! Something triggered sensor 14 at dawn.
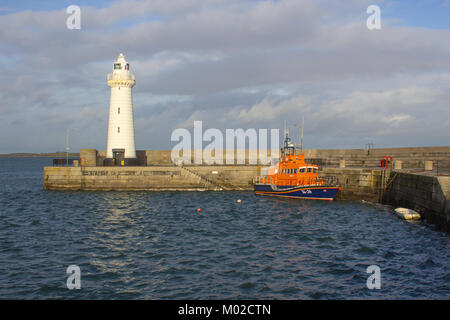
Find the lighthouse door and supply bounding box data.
[112,149,125,166]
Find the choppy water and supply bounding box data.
[0,158,449,299]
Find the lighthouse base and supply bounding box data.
[104,157,140,166]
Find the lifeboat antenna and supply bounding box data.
[284,120,288,139]
[298,117,304,152]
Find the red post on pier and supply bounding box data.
[382,156,393,170]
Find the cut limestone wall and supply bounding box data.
[302,146,450,169]
[86,146,450,169]
[383,172,450,231]
[80,149,97,167]
[43,166,381,201]
[320,168,382,202]
[43,165,264,191]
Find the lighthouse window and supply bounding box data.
[125,64,129,70]
[118,107,120,114]
[114,63,121,70]
[118,127,120,133]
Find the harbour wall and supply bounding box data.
[383,173,450,231]
[43,166,263,192]
[302,146,450,169]
[81,146,450,169]
[43,165,383,201]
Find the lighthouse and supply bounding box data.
[104,53,139,166]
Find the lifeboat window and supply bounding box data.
[294,169,297,174]
[313,168,317,173]
[307,168,312,173]
[300,168,305,173]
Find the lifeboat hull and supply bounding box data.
[254,184,341,201]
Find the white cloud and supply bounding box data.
[382,114,413,126]
[0,0,449,152]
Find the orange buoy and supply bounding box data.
[197,208,202,213]
[237,199,242,203]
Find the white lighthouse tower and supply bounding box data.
[105,53,138,166]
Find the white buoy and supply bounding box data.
[394,207,421,220]
[105,53,137,165]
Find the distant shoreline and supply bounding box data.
[0,153,80,158]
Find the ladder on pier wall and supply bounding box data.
[379,169,397,202]
[180,166,242,191]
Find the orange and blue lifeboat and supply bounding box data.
[254,136,341,201]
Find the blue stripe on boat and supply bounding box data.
[254,184,340,200]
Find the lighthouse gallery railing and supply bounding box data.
[107,73,135,81]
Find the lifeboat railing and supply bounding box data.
[254,175,339,186]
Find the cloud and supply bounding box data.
[0,0,449,152]
[219,84,450,148]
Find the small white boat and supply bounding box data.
[394,207,421,220]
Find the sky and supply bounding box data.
[0,0,449,153]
